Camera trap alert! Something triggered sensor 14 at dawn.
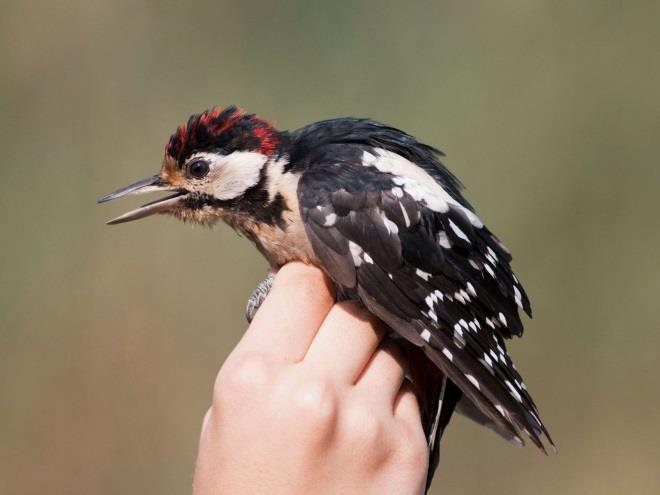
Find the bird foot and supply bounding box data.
[245,273,276,323]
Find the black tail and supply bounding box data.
[404,345,462,492]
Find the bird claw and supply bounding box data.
[245,274,275,323]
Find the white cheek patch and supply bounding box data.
[209,151,269,200]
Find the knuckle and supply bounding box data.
[214,353,272,401]
[290,377,338,429]
[344,402,384,446]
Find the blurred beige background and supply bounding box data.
[1,1,658,494]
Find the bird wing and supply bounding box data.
[297,146,553,450]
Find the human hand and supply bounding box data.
[193,262,429,495]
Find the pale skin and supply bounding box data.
[193,262,430,495]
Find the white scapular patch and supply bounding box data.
[361,148,485,227]
[391,186,404,198]
[442,348,453,361]
[420,329,432,342]
[201,151,270,200]
[380,211,399,235]
[349,241,363,266]
[465,374,480,390]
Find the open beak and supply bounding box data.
[98,175,188,225]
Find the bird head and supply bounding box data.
[99,106,283,226]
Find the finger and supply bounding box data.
[199,407,213,441]
[303,300,384,385]
[394,380,423,423]
[235,263,335,362]
[355,341,407,404]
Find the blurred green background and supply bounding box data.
[1,1,658,494]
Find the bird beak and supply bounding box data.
[98,175,188,225]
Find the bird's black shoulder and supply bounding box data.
[287,117,470,209]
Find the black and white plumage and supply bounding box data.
[100,106,554,488]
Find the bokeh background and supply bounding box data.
[1,1,659,494]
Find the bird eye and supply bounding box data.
[189,159,210,179]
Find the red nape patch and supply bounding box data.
[165,106,280,162]
[253,125,279,156]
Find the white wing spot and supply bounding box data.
[363,253,374,264]
[391,186,404,198]
[324,213,337,226]
[420,329,431,342]
[513,285,523,308]
[399,202,411,227]
[466,282,477,297]
[380,211,399,235]
[506,380,523,403]
[416,269,431,281]
[465,374,480,390]
[449,219,470,243]
[438,230,452,249]
[348,241,363,266]
[442,348,453,361]
[498,312,507,327]
[453,325,466,348]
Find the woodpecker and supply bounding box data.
[99,106,554,486]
